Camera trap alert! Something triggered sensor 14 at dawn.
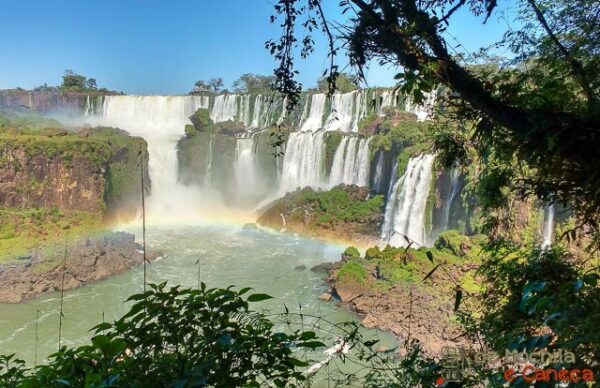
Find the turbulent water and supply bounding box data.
[100,95,211,218]
[278,132,326,194]
[0,225,394,369]
[381,154,435,246]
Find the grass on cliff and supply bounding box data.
[300,187,384,224]
[0,207,104,265]
[336,231,485,293]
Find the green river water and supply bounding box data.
[0,224,396,383]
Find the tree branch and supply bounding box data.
[526,0,595,104]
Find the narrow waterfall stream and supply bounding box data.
[381,154,435,247]
[542,204,556,248]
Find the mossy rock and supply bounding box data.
[434,230,473,257]
[189,108,213,131]
[342,246,360,261]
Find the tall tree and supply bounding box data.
[208,77,224,92]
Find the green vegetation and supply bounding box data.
[299,187,384,224]
[0,283,442,387]
[191,78,224,94]
[323,131,343,171]
[59,69,120,94]
[363,113,434,177]
[0,208,103,264]
[316,73,359,93]
[233,74,275,95]
[188,108,213,133]
[336,234,483,292]
[0,110,147,224]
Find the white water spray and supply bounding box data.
[381,154,435,247]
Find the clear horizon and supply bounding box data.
[1,0,512,95]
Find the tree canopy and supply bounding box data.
[232,73,276,95]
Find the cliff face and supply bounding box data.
[0,128,149,219]
[0,90,87,112]
[0,146,106,212]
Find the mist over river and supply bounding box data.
[0,224,395,369]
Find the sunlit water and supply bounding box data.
[0,224,395,383]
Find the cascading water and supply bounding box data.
[326,92,358,132]
[541,204,556,248]
[329,137,371,187]
[278,131,326,194]
[300,94,326,132]
[250,95,263,129]
[372,151,385,193]
[210,94,239,123]
[100,95,209,218]
[405,92,436,122]
[381,154,435,247]
[235,137,259,198]
[205,135,214,186]
[329,137,349,186]
[440,168,460,233]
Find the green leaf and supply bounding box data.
[247,293,273,302]
[426,250,434,263]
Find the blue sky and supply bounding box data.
[0,1,513,95]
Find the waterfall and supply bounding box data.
[84,95,91,117]
[250,95,263,129]
[100,95,209,216]
[440,169,460,232]
[235,137,259,197]
[205,135,214,186]
[240,95,252,127]
[329,137,348,186]
[541,204,556,248]
[329,136,372,187]
[405,92,436,122]
[210,94,239,123]
[381,154,435,247]
[341,138,358,184]
[372,151,385,193]
[378,90,397,115]
[300,94,326,132]
[355,138,371,186]
[325,92,358,132]
[279,132,326,193]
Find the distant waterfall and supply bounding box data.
[205,135,214,185]
[235,137,259,197]
[326,92,359,132]
[250,95,263,129]
[300,94,326,132]
[329,137,371,187]
[440,169,461,232]
[372,151,385,193]
[210,94,239,123]
[541,204,556,248]
[381,154,435,247]
[279,132,326,193]
[100,95,209,215]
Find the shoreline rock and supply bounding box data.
[320,258,472,356]
[0,231,161,303]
